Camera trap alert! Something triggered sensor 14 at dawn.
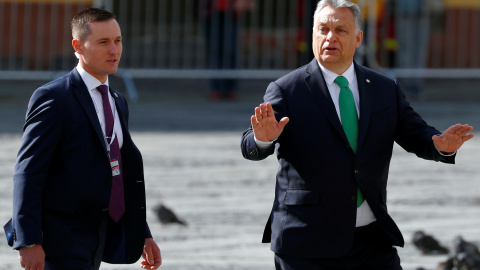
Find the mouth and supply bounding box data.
[323,47,339,53]
[107,59,119,64]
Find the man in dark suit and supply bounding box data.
[10,8,161,270]
[241,0,473,269]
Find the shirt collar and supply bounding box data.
[76,64,109,92]
[317,61,355,87]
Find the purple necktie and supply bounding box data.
[97,85,125,222]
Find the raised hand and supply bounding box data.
[251,102,289,142]
[432,123,474,154]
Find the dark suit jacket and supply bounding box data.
[12,68,151,264]
[241,59,455,258]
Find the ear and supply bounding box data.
[72,39,82,54]
[355,30,363,48]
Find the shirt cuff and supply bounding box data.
[254,136,275,149]
[438,150,456,156]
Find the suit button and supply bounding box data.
[102,208,109,212]
[354,169,359,174]
[249,149,257,156]
[351,195,357,201]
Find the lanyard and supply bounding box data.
[91,89,118,155]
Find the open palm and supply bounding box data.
[251,102,289,142]
[432,124,474,154]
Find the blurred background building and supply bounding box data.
[1,0,480,99]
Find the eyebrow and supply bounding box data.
[95,36,122,42]
[319,22,350,29]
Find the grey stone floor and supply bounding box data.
[1,81,480,270]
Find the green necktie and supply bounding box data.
[334,76,364,208]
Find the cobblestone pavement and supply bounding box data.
[1,87,479,270]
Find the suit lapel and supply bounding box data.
[70,69,109,156]
[304,59,349,143]
[354,63,373,153]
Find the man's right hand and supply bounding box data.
[251,102,289,142]
[19,244,45,270]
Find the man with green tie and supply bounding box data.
[241,0,473,269]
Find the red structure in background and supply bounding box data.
[430,7,480,68]
[0,1,90,70]
[1,0,479,71]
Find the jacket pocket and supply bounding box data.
[284,189,320,205]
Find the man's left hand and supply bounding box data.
[432,123,474,154]
[141,238,162,269]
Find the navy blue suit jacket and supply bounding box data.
[12,69,151,264]
[241,60,455,258]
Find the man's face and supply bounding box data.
[73,19,122,83]
[312,5,363,74]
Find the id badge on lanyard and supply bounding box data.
[106,135,121,177]
[110,158,121,176]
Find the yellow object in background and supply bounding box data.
[444,0,480,9]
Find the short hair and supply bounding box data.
[71,8,117,41]
[313,0,362,34]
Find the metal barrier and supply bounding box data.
[1,0,479,99]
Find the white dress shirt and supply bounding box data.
[255,61,376,227]
[76,65,124,149]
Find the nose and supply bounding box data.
[326,30,336,41]
[108,42,118,54]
